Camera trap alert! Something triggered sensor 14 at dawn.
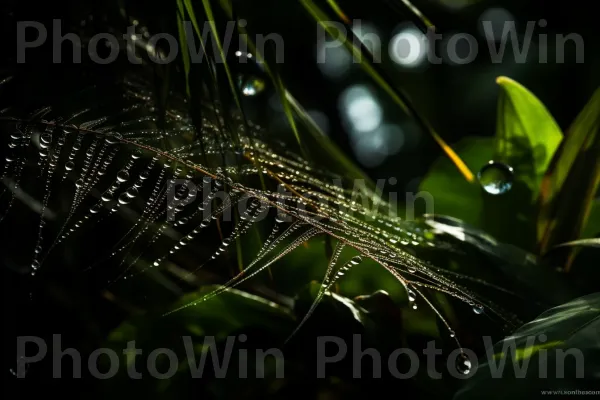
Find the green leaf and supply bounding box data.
[419,137,536,249]
[423,214,579,306]
[454,293,600,400]
[551,238,600,249]
[537,88,600,261]
[494,76,563,195]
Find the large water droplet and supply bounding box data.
[477,161,514,195]
[350,256,362,265]
[238,75,265,96]
[456,353,472,375]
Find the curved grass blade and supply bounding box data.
[537,88,600,267]
[300,0,474,182]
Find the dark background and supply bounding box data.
[2,0,598,398]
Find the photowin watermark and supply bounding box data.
[12,334,587,380]
[15,18,584,65]
[319,19,584,66]
[165,177,434,222]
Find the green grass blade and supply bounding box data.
[536,88,600,265]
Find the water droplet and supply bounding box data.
[472,304,484,314]
[449,330,456,338]
[118,192,132,205]
[478,161,514,195]
[126,187,139,198]
[175,186,189,200]
[238,75,265,96]
[350,256,362,265]
[116,170,129,183]
[31,260,40,270]
[75,179,84,188]
[65,161,74,171]
[456,353,472,375]
[105,132,122,144]
[407,289,416,302]
[40,133,52,148]
[101,192,113,202]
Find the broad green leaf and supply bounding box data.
[454,293,600,400]
[495,76,563,195]
[423,214,579,306]
[537,88,600,260]
[419,137,535,249]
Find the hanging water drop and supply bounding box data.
[407,289,416,302]
[174,186,189,200]
[116,170,129,183]
[456,353,472,375]
[65,161,74,171]
[118,192,132,205]
[477,161,514,195]
[350,255,362,265]
[126,187,139,198]
[238,74,266,96]
[105,132,122,145]
[472,304,484,314]
[40,132,52,148]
